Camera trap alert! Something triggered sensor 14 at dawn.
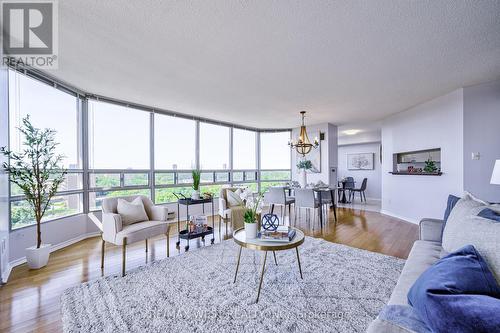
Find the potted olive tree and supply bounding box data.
[1,116,66,269]
[191,169,201,199]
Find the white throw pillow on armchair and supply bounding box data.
[226,189,243,207]
[117,197,149,225]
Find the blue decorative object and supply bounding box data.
[261,213,279,231]
[408,245,500,333]
[478,208,500,222]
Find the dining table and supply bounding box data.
[285,186,337,228]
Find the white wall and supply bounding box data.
[291,123,338,187]
[463,79,500,202]
[338,142,382,200]
[381,89,464,223]
[0,67,9,282]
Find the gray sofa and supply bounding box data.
[367,218,446,333]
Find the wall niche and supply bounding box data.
[390,148,442,176]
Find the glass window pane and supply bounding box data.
[177,172,192,184]
[199,123,229,170]
[201,184,228,197]
[11,194,83,229]
[88,101,149,169]
[245,171,257,181]
[124,173,148,187]
[10,172,83,195]
[89,173,121,188]
[155,114,196,169]
[260,181,287,193]
[233,128,256,169]
[260,170,291,181]
[8,70,81,169]
[215,172,229,182]
[260,132,291,169]
[232,171,244,182]
[155,173,174,185]
[200,172,214,183]
[155,187,192,204]
[89,189,151,211]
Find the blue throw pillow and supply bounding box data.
[441,194,460,240]
[478,208,500,222]
[408,245,500,333]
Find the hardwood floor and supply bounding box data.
[0,206,418,332]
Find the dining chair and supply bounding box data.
[316,189,337,222]
[349,178,368,203]
[294,188,320,228]
[265,187,295,224]
[338,177,355,201]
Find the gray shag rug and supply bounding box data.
[61,237,404,332]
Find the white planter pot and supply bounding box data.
[299,169,308,188]
[191,190,200,200]
[244,222,258,239]
[25,244,51,269]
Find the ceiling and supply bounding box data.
[48,0,500,128]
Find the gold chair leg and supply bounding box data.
[233,246,242,283]
[272,251,277,265]
[145,239,148,253]
[100,237,105,269]
[166,228,170,258]
[122,238,127,277]
[296,247,303,279]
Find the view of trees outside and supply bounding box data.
[7,69,291,230]
[11,194,82,229]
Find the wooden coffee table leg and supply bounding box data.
[296,247,303,279]
[256,251,268,303]
[233,246,242,283]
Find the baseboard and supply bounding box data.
[380,209,418,224]
[5,231,102,279]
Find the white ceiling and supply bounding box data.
[48,0,500,128]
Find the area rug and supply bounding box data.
[61,237,405,332]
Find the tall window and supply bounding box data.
[260,132,291,169]
[233,128,256,170]
[8,70,81,169]
[199,122,229,170]
[155,114,196,170]
[88,101,150,169]
[8,70,83,229]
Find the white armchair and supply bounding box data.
[88,195,172,276]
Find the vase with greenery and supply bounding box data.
[191,169,201,199]
[296,159,312,188]
[1,116,67,269]
[243,193,263,239]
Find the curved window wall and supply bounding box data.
[6,68,291,229]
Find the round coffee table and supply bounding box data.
[232,227,305,303]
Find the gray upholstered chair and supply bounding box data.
[88,195,172,276]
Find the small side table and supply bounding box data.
[232,227,305,303]
[175,197,215,251]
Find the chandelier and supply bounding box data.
[288,111,319,156]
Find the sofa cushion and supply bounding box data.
[443,194,460,222]
[388,241,442,305]
[442,214,500,283]
[408,245,500,333]
[117,197,149,225]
